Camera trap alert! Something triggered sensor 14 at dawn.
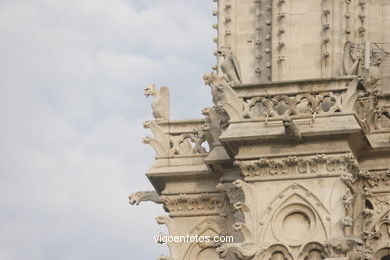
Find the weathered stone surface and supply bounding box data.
[130,2,390,259]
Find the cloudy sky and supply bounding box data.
[0,0,215,259]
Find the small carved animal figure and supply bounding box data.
[216,242,259,259]
[283,118,303,143]
[189,126,208,154]
[218,49,242,85]
[144,84,170,121]
[203,72,226,105]
[359,51,382,93]
[327,236,364,255]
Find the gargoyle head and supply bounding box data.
[203,72,212,85]
[203,72,219,86]
[371,50,382,66]
[144,84,157,97]
[142,136,151,144]
[282,118,292,128]
[350,43,363,62]
[128,192,141,205]
[216,244,229,257]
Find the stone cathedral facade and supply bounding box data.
[130,1,390,260]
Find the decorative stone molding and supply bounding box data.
[254,0,272,82]
[241,91,342,121]
[232,179,257,242]
[160,193,227,217]
[321,0,332,77]
[155,215,178,260]
[216,180,266,259]
[275,0,286,77]
[204,70,390,133]
[234,154,357,181]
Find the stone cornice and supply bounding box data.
[160,193,227,217]
[234,153,359,181]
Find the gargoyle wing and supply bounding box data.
[160,86,170,120]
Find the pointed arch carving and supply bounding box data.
[259,184,330,246]
[259,244,294,260]
[373,247,390,260]
[298,241,329,260]
[183,218,225,260]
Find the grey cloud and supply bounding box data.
[0,0,215,259]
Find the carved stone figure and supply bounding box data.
[326,236,364,255]
[129,191,162,205]
[218,48,242,85]
[169,135,192,155]
[343,42,364,75]
[282,118,303,143]
[144,84,170,121]
[216,242,260,260]
[203,72,227,105]
[358,50,382,93]
[189,126,208,154]
[202,107,228,145]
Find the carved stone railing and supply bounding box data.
[218,77,356,122]
[204,73,390,138]
[240,91,342,120]
[143,119,210,159]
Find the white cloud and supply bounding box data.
[0,0,216,259]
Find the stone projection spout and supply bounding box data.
[128,191,162,205]
[283,118,303,143]
[144,84,170,121]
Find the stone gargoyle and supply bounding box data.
[129,191,162,205]
[283,118,303,143]
[144,84,170,121]
[218,48,242,86]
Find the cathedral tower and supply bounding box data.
[130,1,390,260]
